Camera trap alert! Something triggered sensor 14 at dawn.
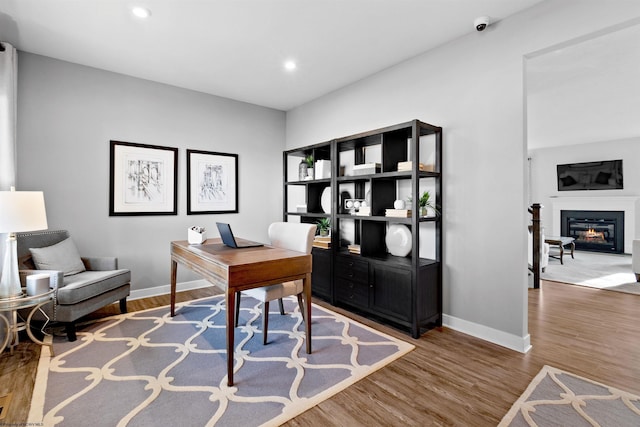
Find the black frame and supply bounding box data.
[557,160,623,191]
[187,149,239,214]
[109,140,178,216]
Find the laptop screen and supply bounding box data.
[216,222,238,247]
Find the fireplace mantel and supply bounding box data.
[550,196,639,254]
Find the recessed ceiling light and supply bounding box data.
[284,60,297,71]
[132,7,151,19]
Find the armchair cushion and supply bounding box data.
[57,269,131,305]
[29,237,86,276]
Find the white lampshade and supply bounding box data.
[0,191,48,233]
[0,190,48,298]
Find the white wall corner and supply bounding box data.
[443,314,532,354]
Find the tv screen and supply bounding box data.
[557,160,623,191]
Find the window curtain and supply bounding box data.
[0,42,18,279]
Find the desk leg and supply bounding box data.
[559,245,564,265]
[170,260,177,317]
[225,290,235,386]
[303,272,312,354]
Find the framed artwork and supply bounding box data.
[187,149,238,214]
[109,140,178,216]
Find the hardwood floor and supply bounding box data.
[1,281,638,425]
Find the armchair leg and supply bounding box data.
[262,301,269,345]
[120,298,128,314]
[66,323,77,342]
[278,298,285,315]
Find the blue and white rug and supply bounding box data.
[29,295,414,426]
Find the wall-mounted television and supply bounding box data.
[557,160,623,191]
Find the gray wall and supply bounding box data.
[286,0,640,351]
[16,53,286,297]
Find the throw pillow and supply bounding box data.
[30,237,86,276]
[560,175,577,187]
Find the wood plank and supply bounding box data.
[1,280,638,425]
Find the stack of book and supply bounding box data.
[397,161,434,172]
[312,235,331,249]
[355,206,371,216]
[385,209,412,217]
[347,244,361,254]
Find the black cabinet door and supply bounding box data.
[311,248,332,300]
[370,264,412,322]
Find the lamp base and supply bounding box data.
[0,233,23,298]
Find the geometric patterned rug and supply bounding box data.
[499,365,640,426]
[28,295,414,426]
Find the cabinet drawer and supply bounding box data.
[335,257,369,282]
[334,278,369,307]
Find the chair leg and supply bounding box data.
[235,292,242,327]
[66,322,77,342]
[296,294,305,323]
[278,298,285,315]
[262,301,269,345]
[119,298,128,314]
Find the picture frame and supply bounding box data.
[109,140,178,216]
[187,149,238,214]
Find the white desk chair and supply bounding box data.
[235,222,317,344]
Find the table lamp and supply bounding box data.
[0,188,48,298]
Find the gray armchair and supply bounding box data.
[17,230,130,341]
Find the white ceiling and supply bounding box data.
[0,0,542,111]
[526,20,640,149]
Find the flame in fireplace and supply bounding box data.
[587,228,599,238]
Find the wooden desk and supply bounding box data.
[170,239,312,386]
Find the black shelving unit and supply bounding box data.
[283,120,442,338]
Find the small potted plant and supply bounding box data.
[305,155,314,179]
[418,191,439,217]
[317,218,331,236]
[408,192,440,217]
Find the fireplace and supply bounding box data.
[560,210,624,254]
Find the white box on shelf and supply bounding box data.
[188,227,207,244]
[353,163,380,175]
[296,204,307,213]
[315,160,331,179]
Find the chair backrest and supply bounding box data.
[268,222,317,254]
[16,229,70,269]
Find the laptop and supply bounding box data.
[216,222,264,248]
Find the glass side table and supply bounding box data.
[0,288,55,355]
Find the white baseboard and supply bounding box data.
[128,283,532,354]
[443,314,532,354]
[129,279,211,301]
